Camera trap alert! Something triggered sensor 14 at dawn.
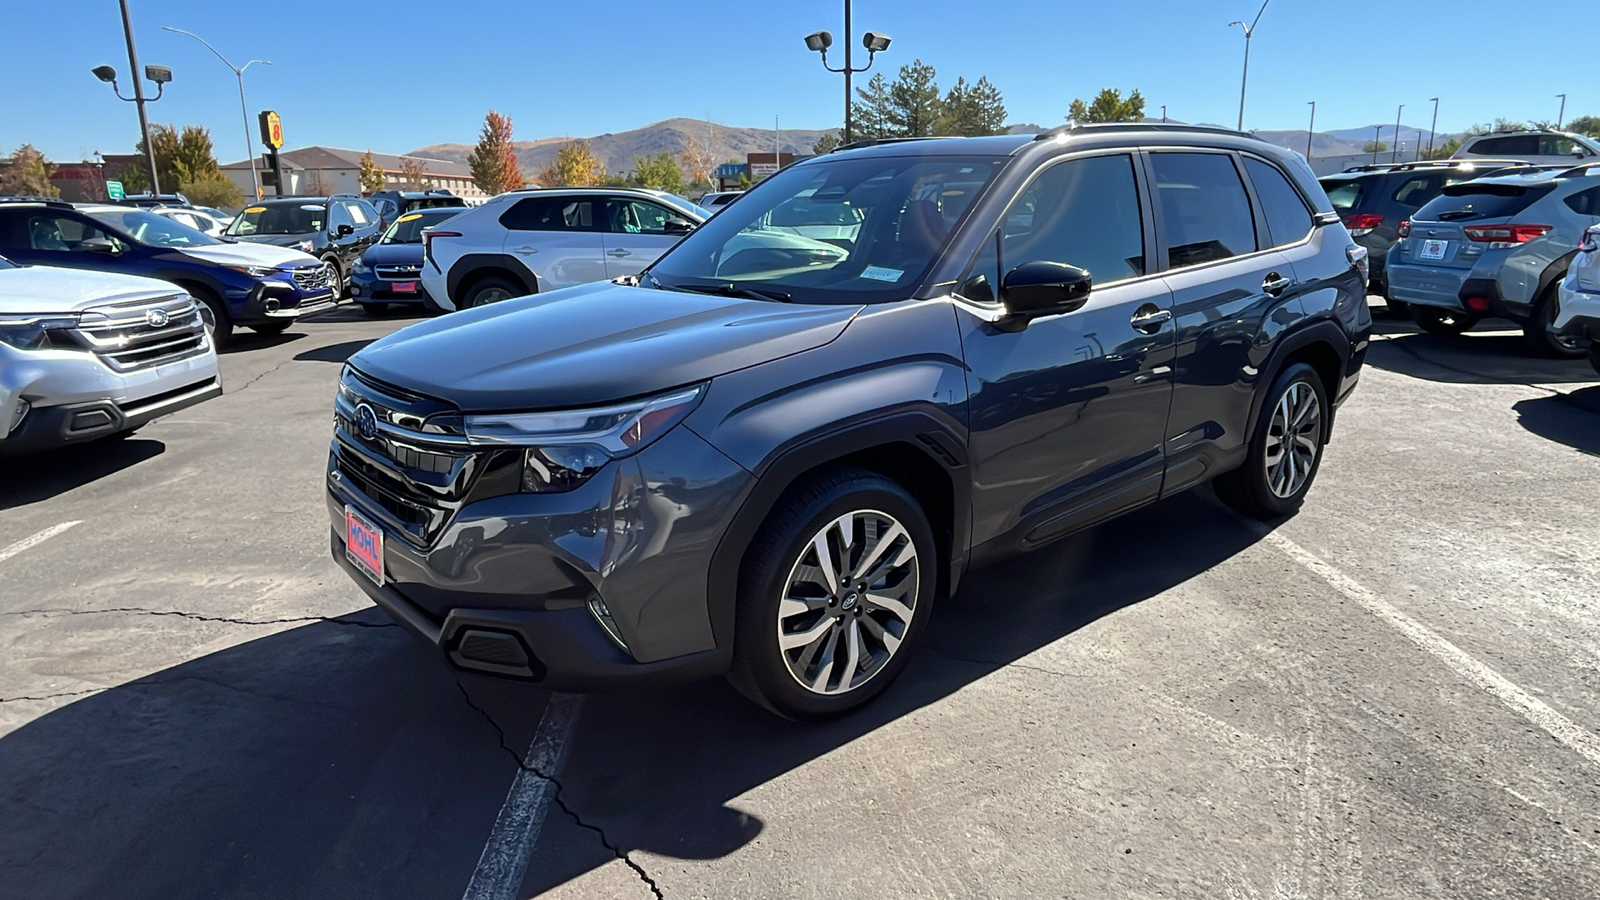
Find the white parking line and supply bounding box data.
[1265,531,1600,769]
[462,693,583,900]
[0,521,81,566]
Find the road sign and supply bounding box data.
[259,110,284,150]
[105,180,124,201]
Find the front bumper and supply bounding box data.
[0,375,221,454]
[1555,277,1600,340]
[350,272,430,303]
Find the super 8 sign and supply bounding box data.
[259,111,284,150]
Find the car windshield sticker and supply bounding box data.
[243,207,265,214]
[398,213,423,223]
[300,205,325,211]
[861,266,903,282]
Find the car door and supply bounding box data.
[1146,150,1303,496]
[498,195,606,289]
[600,196,690,278]
[347,200,383,252]
[0,209,136,275]
[957,152,1177,552]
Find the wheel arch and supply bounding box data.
[706,412,971,649]
[1535,248,1580,304]
[446,254,539,305]
[1245,320,1351,447]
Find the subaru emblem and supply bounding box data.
[146,308,170,328]
[355,403,380,441]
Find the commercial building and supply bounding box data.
[219,147,487,203]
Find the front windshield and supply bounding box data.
[227,203,326,236]
[648,154,1006,304]
[0,254,16,269]
[381,209,463,244]
[83,208,221,247]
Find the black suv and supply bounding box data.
[366,190,467,223]
[1319,158,1530,308]
[328,125,1369,719]
[225,194,383,291]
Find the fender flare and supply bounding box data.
[1536,249,1580,303]
[446,254,539,304]
[1243,318,1352,446]
[703,409,971,649]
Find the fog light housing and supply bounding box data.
[588,596,628,651]
[522,445,609,492]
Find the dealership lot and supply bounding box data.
[2,304,1598,898]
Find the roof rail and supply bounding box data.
[1034,122,1253,142]
[1553,160,1600,178]
[830,136,947,153]
[0,195,72,208]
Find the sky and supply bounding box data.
[2,0,1588,165]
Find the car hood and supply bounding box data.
[181,242,321,268]
[351,281,862,411]
[0,265,184,314]
[359,242,423,265]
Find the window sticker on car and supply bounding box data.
[300,205,324,211]
[861,266,903,282]
[243,207,265,214]
[398,213,423,223]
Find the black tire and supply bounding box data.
[1409,304,1480,336]
[728,467,937,721]
[1523,282,1588,359]
[459,274,524,310]
[1215,362,1330,520]
[185,284,233,349]
[359,302,389,316]
[250,320,291,335]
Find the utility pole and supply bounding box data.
[1391,104,1404,164]
[163,27,270,201]
[1161,105,1168,123]
[1371,125,1382,165]
[118,0,160,194]
[1427,98,1440,157]
[1558,94,1568,129]
[1229,0,1273,131]
[1306,101,1316,160]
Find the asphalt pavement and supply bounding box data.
[1,302,1597,899]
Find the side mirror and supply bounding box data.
[1000,261,1092,324]
[663,217,695,236]
[1573,147,1587,159]
[80,237,120,255]
[336,223,355,237]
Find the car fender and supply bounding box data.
[1536,248,1581,303]
[1243,317,1354,446]
[446,254,539,303]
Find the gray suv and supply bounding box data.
[327,125,1370,719]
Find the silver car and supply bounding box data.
[1554,224,1600,374]
[1385,165,1600,356]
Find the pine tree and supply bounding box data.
[467,110,524,196]
[938,77,1007,137]
[359,150,386,192]
[812,132,841,154]
[887,60,941,137]
[851,73,894,141]
[1067,88,1146,125]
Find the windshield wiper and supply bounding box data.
[667,281,792,303]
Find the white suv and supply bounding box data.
[0,255,221,454]
[1453,130,1600,167]
[420,188,705,310]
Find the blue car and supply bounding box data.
[0,199,337,347]
[348,207,464,314]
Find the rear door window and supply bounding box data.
[1149,152,1258,268]
[1564,186,1600,216]
[1244,157,1314,247]
[499,197,596,231]
[1320,180,1365,211]
[1541,135,1593,158]
[1413,183,1555,222]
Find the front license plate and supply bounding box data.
[1419,240,1449,261]
[345,506,384,586]
[391,281,417,293]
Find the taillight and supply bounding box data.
[1343,212,1384,237]
[1462,224,1552,244]
[1397,220,1411,238]
[421,229,462,265]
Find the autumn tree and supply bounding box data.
[180,170,243,208]
[0,144,59,197]
[399,157,431,190]
[678,131,716,189]
[1068,88,1145,124]
[359,150,386,192]
[534,141,605,187]
[468,110,524,196]
[938,76,1008,136]
[630,152,683,192]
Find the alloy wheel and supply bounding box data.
[778,509,920,696]
[1264,382,1322,499]
[472,287,513,307]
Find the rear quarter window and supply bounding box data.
[1413,183,1554,222]
[1320,180,1365,211]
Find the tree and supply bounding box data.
[468,110,524,196]
[1566,116,1600,139]
[812,132,840,154]
[1421,137,1463,161]
[359,150,386,192]
[886,59,942,137]
[131,124,225,193]
[1067,88,1145,124]
[1362,141,1388,154]
[533,140,605,187]
[399,157,431,190]
[0,144,59,197]
[178,170,243,208]
[630,152,683,192]
[851,73,894,141]
[678,131,716,189]
[938,76,1008,136]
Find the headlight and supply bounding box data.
[0,313,81,350]
[351,262,372,275]
[225,264,279,278]
[463,385,706,493]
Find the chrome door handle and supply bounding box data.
[607,249,632,257]
[1263,273,1293,296]
[513,246,538,255]
[1129,306,1171,333]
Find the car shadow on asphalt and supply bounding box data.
[294,340,377,364]
[1513,386,1600,456]
[0,609,553,900]
[218,330,307,355]
[0,437,165,510]
[1363,316,1598,386]
[519,488,1269,895]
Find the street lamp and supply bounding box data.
[1427,98,1440,157]
[1228,0,1272,131]
[1392,104,1404,164]
[1306,101,1316,160]
[803,1,890,144]
[163,26,271,200]
[1557,93,1567,130]
[93,0,172,195]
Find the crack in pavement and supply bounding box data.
[227,356,295,394]
[455,680,665,900]
[0,687,102,704]
[2,606,399,629]
[923,644,1092,680]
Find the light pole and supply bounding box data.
[1427,98,1439,157]
[1161,105,1168,123]
[1391,104,1405,163]
[1228,0,1272,131]
[803,1,890,144]
[1557,93,1567,129]
[1306,101,1316,160]
[1371,125,1382,165]
[93,0,171,195]
[163,26,270,200]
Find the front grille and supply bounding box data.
[291,264,335,292]
[375,265,422,279]
[70,295,208,373]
